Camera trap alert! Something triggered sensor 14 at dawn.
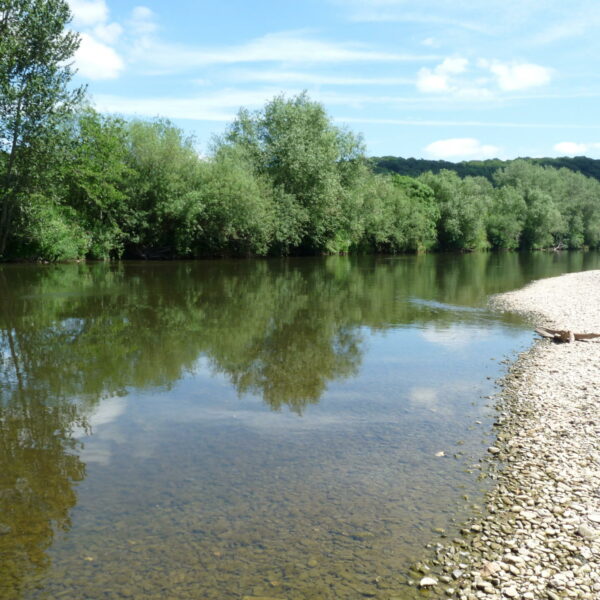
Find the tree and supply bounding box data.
[220,92,367,254]
[0,0,83,257]
[123,119,205,258]
[486,186,527,249]
[419,170,490,251]
[360,174,438,253]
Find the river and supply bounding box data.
[1,252,599,600]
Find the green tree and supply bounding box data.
[61,108,131,259]
[220,92,367,254]
[494,161,566,249]
[360,174,438,253]
[419,170,490,251]
[486,186,527,249]
[124,119,205,258]
[194,146,275,256]
[0,0,83,257]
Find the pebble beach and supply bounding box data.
[423,270,600,600]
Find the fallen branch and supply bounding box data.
[535,327,600,343]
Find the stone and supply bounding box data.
[578,524,599,540]
[587,512,600,523]
[419,577,438,588]
[503,588,518,598]
[488,447,501,455]
[480,561,501,578]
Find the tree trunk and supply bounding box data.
[0,95,23,258]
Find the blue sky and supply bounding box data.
[68,0,600,160]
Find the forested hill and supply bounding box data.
[370,156,600,183]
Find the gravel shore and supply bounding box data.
[422,270,600,600]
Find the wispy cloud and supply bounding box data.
[93,88,419,121]
[333,0,592,37]
[129,31,439,74]
[231,70,414,86]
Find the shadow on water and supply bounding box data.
[0,251,599,599]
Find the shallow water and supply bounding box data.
[1,252,599,600]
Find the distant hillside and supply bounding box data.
[370,156,600,183]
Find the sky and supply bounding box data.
[67,0,600,160]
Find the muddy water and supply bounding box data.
[1,252,599,600]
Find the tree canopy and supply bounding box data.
[0,0,83,257]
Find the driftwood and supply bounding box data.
[535,327,600,343]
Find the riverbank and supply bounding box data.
[424,270,600,599]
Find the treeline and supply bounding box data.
[371,156,600,183]
[2,1,600,261]
[3,98,600,260]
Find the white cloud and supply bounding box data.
[69,0,108,27]
[483,60,552,91]
[554,141,600,155]
[417,69,450,93]
[417,57,468,93]
[75,32,125,79]
[417,57,552,97]
[438,57,469,75]
[69,0,127,80]
[425,138,500,160]
[92,21,123,44]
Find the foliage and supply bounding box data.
[12,193,90,261]
[194,146,275,256]
[220,92,367,254]
[360,174,438,253]
[123,119,205,258]
[371,155,600,183]
[0,0,84,257]
[61,109,131,259]
[419,171,491,251]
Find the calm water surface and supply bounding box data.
[1,252,599,600]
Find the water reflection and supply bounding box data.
[3,252,599,412]
[0,251,599,599]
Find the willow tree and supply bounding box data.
[0,0,83,257]
[221,93,367,254]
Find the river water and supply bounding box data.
[1,252,599,600]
